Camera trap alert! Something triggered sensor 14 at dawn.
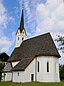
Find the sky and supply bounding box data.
[0,0,64,64]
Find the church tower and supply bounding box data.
[16,6,26,47]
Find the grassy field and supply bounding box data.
[0,81,64,86]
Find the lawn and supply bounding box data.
[0,81,64,86]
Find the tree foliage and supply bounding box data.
[59,64,64,81]
[0,62,4,81]
[55,36,64,50]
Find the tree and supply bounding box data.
[59,64,64,81]
[55,36,64,81]
[55,36,64,50]
[0,62,4,81]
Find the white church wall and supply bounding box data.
[24,58,35,82]
[37,56,60,82]
[53,57,60,82]
[13,71,25,82]
[12,56,60,82]
[13,58,35,82]
[4,72,12,81]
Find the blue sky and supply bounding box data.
[0,0,64,64]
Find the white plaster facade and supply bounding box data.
[36,56,60,82]
[12,58,35,82]
[2,72,12,81]
[16,29,26,47]
[12,56,60,82]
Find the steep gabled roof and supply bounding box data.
[8,32,60,62]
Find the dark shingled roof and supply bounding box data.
[8,32,60,62]
[12,57,34,71]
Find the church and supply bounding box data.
[2,6,60,82]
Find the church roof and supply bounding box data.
[8,32,60,62]
[12,57,34,71]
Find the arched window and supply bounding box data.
[38,61,39,72]
[18,72,19,76]
[22,37,24,40]
[47,62,49,72]
[18,37,19,40]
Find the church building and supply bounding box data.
[2,6,60,82]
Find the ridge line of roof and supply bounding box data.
[23,32,51,42]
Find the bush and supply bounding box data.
[59,64,64,81]
[0,62,4,81]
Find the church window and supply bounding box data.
[18,72,19,76]
[38,61,39,72]
[22,30,25,33]
[18,37,19,40]
[47,62,49,72]
[22,37,24,40]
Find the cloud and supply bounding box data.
[0,1,15,54]
[35,0,64,37]
[46,0,63,12]
[0,3,9,28]
[0,32,15,54]
[14,6,20,16]
[0,36,12,52]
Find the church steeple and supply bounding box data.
[16,4,26,48]
[19,5,24,32]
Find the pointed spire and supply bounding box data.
[16,0,26,35]
[19,2,24,32]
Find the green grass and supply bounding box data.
[0,81,64,86]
